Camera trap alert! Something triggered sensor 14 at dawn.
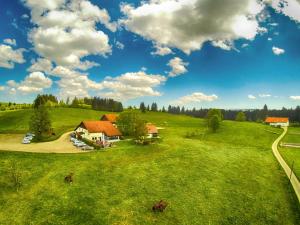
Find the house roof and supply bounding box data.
[100,114,118,123]
[78,121,122,136]
[265,117,289,123]
[146,123,158,134]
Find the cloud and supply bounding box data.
[28,58,53,73]
[3,38,16,46]
[151,45,173,56]
[248,94,256,99]
[167,57,188,77]
[99,71,167,101]
[270,0,300,23]
[258,94,271,98]
[6,72,52,94]
[290,96,300,100]
[23,0,116,69]
[272,46,285,55]
[0,86,5,91]
[115,41,125,50]
[173,92,218,105]
[120,0,265,54]
[21,14,29,19]
[0,44,25,69]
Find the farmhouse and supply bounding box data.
[75,121,122,143]
[265,117,289,127]
[146,123,158,138]
[100,114,118,126]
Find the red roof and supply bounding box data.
[100,114,118,123]
[78,121,122,136]
[265,117,289,123]
[146,123,158,134]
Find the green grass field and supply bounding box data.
[0,107,110,141]
[280,126,300,180]
[0,109,299,224]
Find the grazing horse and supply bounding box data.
[152,200,168,212]
[64,173,74,184]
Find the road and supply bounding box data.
[0,132,85,153]
[272,127,300,202]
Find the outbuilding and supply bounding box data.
[265,117,289,127]
[146,123,158,138]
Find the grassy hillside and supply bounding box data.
[0,109,299,224]
[0,108,109,140]
[280,127,300,179]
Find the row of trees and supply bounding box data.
[138,102,300,123]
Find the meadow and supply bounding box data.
[279,127,300,180]
[0,108,299,225]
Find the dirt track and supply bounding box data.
[0,132,85,153]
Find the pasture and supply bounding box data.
[0,109,299,225]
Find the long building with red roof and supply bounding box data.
[265,117,289,127]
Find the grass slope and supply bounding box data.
[280,127,300,179]
[0,108,109,141]
[0,110,299,224]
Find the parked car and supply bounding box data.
[76,142,87,147]
[26,133,35,137]
[22,139,31,144]
[81,145,94,150]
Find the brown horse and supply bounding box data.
[152,200,168,212]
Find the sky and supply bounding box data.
[0,0,300,109]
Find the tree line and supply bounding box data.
[139,102,300,123]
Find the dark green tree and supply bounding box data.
[235,111,246,122]
[29,106,52,141]
[140,102,146,113]
[208,115,220,132]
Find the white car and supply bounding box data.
[81,145,94,150]
[76,142,87,147]
[22,139,31,144]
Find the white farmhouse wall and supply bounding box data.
[270,122,289,127]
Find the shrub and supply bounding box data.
[7,161,22,191]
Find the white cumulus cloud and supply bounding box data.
[7,72,52,94]
[259,94,272,98]
[290,96,300,100]
[3,39,17,46]
[120,0,265,54]
[272,46,285,55]
[151,45,173,56]
[270,0,300,23]
[168,57,188,77]
[23,0,116,69]
[173,92,218,105]
[248,94,256,99]
[0,44,25,69]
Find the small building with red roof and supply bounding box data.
[100,114,118,126]
[265,117,289,127]
[146,123,158,138]
[75,121,122,143]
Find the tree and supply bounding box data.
[140,102,146,113]
[206,109,222,132]
[134,119,147,140]
[151,102,158,111]
[117,111,146,138]
[208,115,220,132]
[206,108,223,121]
[236,111,246,122]
[162,106,166,112]
[29,106,52,141]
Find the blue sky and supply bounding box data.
[0,0,300,109]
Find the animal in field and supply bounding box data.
[152,200,168,212]
[64,173,74,184]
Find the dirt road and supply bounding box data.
[0,132,85,153]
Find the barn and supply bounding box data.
[146,123,158,138]
[100,114,118,126]
[75,121,122,143]
[265,117,289,127]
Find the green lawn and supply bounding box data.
[0,108,110,140]
[0,109,299,224]
[282,127,300,143]
[280,126,300,180]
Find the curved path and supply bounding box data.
[272,127,300,202]
[0,132,85,153]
